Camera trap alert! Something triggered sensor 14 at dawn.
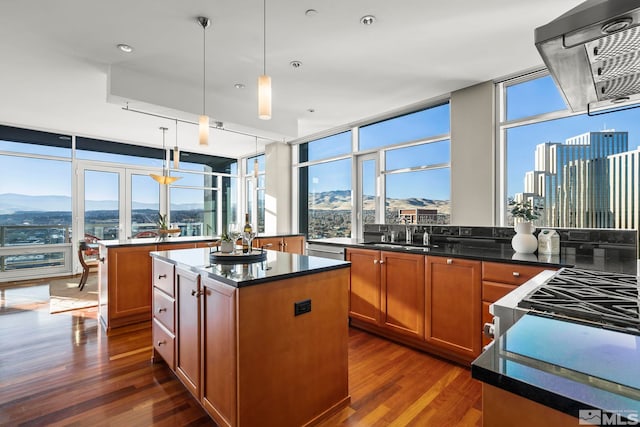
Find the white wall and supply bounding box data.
[265,142,292,234]
[450,81,495,225]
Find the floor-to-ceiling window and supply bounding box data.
[498,70,640,229]
[244,154,265,233]
[298,132,353,239]
[296,102,451,239]
[360,105,451,225]
[0,124,239,282]
[0,126,73,280]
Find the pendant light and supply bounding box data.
[253,136,259,178]
[173,119,180,169]
[150,127,181,185]
[197,16,211,145]
[258,0,271,120]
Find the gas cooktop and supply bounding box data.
[518,268,640,334]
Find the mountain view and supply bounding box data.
[0,193,203,214]
[309,190,451,215]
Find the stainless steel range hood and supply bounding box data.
[535,0,640,112]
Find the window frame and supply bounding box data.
[294,100,452,238]
[495,68,640,227]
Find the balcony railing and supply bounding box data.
[0,225,72,277]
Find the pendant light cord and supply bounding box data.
[203,22,206,116]
[263,0,266,75]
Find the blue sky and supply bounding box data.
[2,76,639,204]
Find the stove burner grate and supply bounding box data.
[518,268,640,333]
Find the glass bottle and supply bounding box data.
[242,213,253,253]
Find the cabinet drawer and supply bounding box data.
[153,288,175,332]
[482,262,549,286]
[482,281,518,303]
[153,319,175,369]
[153,259,175,296]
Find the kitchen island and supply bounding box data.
[98,236,217,332]
[149,247,351,427]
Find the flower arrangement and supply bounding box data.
[156,212,181,237]
[509,200,542,222]
[157,212,169,230]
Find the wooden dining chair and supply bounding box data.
[78,241,99,291]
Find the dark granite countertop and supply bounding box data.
[308,237,637,274]
[97,234,304,249]
[150,247,350,288]
[98,235,217,248]
[472,313,640,420]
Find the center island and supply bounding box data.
[149,247,351,427]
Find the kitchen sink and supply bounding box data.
[365,242,438,250]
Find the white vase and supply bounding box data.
[220,241,234,253]
[511,222,537,253]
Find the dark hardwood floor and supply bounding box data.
[0,277,482,426]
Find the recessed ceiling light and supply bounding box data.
[305,9,318,17]
[360,15,376,25]
[290,60,302,69]
[234,83,246,89]
[117,43,133,53]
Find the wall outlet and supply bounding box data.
[294,299,311,316]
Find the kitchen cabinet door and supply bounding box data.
[175,266,201,399]
[282,235,305,254]
[425,256,482,359]
[103,244,155,330]
[346,248,381,325]
[381,251,425,339]
[253,236,283,251]
[201,277,237,427]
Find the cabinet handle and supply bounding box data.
[157,307,167,313]
[379,260,385,264]
[158,274,167,279]
[512,272,520,277]
[446,259,453,264]
[373,259,378,264]
[191,289,204,297]
[157,340,166,346]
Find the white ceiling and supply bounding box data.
[0,0,583,158]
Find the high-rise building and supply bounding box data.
[516,131,634,228]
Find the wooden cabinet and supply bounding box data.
[381,251,425,339]
[175,266,201,399]
[98,238,216,332]
[152,258,176,369]
[158,242,197,251]
[151,258,350,427]
[425,256,482,360]
[346,248,424,340]
[253,235,305,254]
[483,384,578,427]
[481,262,554,346]
[283,235,305,254]
[253,236,283,251]
[201,277,238,427]
[345,247,558,365]
[346,248,381,325]
[100,244,155,331]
